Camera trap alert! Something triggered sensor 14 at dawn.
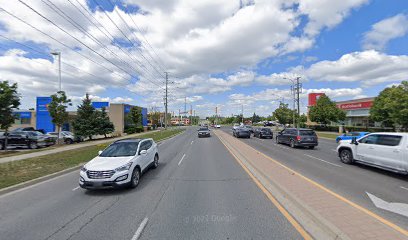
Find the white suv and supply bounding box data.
[79,138,159,189]
[337,133,408,174]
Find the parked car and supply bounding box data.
[337,133,408,174]
[197,127,211,138]
[276,128,318,149]
[48,132,76,144]
[215,124,221,128]
[11,127,46,134]
[335,132,370,143]
[233,127,251,138]
[62,131,85,142]
[254,128,273,139]
[243,125,254,134]
[0,131,55,150]
[79,138,159,189]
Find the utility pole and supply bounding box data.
[51,51,61,91]
[164,72,169,129]
[241,104,244,124]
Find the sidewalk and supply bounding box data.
[215,130,408,240]
[0,130,160,164]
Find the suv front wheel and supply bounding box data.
[340,149,353,164]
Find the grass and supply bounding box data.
[316,132,338,140]
[0,128,184,190]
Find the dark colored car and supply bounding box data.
[243,125,254,134]
[233,127,251,138]
[0,131,55,150]
[254,128,273,139]
[276,128,318,149]
[11,127,46,134]
[197,127,211,138]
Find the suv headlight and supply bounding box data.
[115,162,132,172]
[80,166,87,172]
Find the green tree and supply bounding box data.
[95,107,114,138]
[296,114,307,128]
[309,95,346,125]
[272,103,294,125]
[128,106,143,127]
[370,81,408,130]
[0,81,21,150]
[48,91,72,144]
[252,113,261,123]
[73,94,97,140]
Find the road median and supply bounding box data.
[0,128,184,194]
[214,129,408,240]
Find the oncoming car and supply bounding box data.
[79,138,159,190]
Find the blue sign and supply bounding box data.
[17,112,32,119]
[142,108,148,126]
[36,97,55,133]
[124,105,131,113]
[92,102,109,109]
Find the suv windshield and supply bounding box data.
[261,128,271,133]
[299,130,315,136]
[199,128,208,131]
[100,142,139,157]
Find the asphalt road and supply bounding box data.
[221,127,408,229]
[0,127,301,240]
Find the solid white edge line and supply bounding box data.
[303,154,343,167]
[72,186,80,191]
[178,154,186,166]
[400,186,408,191]
[131,217,149,240]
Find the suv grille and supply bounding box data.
[87,170,115,179]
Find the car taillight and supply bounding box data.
[296,135,301,141]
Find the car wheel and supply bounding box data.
[66,139,74,144]
[340,149,353,164]
[290,140,296,148]
[259,134,262,139]
[129,167,141,188]
[152,154,159,169]
[0,143,4,150]
[308,146,315,150]
[29,142,38,149]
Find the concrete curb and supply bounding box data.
[0,129,186,196]
[214,130,350,240]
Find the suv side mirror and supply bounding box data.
[98,150,103,155]
[351,137,358,145]
[139,150,147,155]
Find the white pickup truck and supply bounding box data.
[337,132,408,174]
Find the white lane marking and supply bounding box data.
[131,217,149,240]
[72,186,80,191]
[0,171,78,199]
[366,192,408,218]
[178,154,186,166]
[191,140,194,145]
[304,154,342,167]
[400,186,408,192]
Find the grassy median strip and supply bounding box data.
[316,132,338,140]
[0,128,184,189]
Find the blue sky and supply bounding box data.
[0,0,407,117]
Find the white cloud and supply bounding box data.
[305,50,408,86]
[362,14,408,50]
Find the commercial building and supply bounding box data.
[308,93,376,127]
[10,97,148,135]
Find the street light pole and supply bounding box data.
[51,51,61,91]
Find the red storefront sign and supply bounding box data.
[308,93,326,106]
[337,101,373,110]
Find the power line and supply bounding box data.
[17,0,143,82]
[41,0,164,89]
[107,0,167,73]
[92,0,165,79]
